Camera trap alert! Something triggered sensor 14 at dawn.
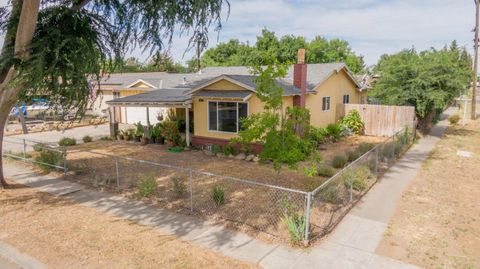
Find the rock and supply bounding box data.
[216,153,225,158]
[253,156,260,162]
[228,154,235,158]
[318,144,328,151]
[234,153,246,160]
[245,154,255,161]
[203,150,214,156]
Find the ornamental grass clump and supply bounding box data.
[332,154,347,169]
[212,185,225,206]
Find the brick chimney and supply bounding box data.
[293,48,307,107]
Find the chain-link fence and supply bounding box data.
[2,124,415,244]
[307,125,416,241]
[2,137,67,173]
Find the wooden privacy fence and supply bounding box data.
[336,104,416,136]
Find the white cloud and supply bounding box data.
[0,0,474,66]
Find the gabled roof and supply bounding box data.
[106,88,190,105]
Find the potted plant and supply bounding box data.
[162,120,180,147]
[134,122,144,142]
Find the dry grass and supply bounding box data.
[0,182,258,269]
[376,119,480,269]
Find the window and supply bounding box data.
[208,101,248,133]
[343,94,350,104]
[322,97,331,111]
[113,91,120,99]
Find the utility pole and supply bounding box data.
[472,0,479,119]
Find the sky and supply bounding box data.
[0,0,474,67]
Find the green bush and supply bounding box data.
[303,163,318,178]
[82,135,92,143]
[326,123,343,141]
[223,143,236,156]
[211,144,221,154]
[283,213,306,245]
[171,176,186,198]
[317,164,335,177]
[344,176,366,191]
[356,143,375,155]
[58,137,76,146]
[340,110,365,135]
[212,185,225,206]
[448,114,460,125]
[138,175,158,197]
[347,150,360,162]
[331,155,347,169]
[319,185,340,204]
[33,143,46,152]
[381,143,395,159]
[35,150,64,171]
[100,136,112,141]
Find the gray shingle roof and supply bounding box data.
[193,90,252,99]
[106,88,190,104]
[103,63,357,104]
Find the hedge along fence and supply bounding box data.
[306,125,416,241]
[337,104,416,136]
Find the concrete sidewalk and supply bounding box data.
[3,112,451,268]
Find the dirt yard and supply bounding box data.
[0,181,258,269]
[376,118,480,269]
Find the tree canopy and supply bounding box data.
[193,29,365,73]
[0,0,229,187]
[370,41,471,122]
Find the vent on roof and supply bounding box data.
[182,76,187,85]
[159,79,163,89]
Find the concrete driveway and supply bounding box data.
[3,124,110,152]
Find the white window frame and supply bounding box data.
[207,101,249,134]
[343,94,350,104]
[322,96,331,111]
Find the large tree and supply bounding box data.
[196,29,365,73]
[0,0,229,188]
[370,41,471,128]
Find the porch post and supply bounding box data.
[185,104,190,147]
[146,106,151,127]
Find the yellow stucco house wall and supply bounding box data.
[191,69,365,143]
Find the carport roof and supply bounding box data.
[106,88,190,106]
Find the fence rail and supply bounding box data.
[337,104,416,136]
[2,125,416,244]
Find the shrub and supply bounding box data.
[303,163,318,178]
[319,185,340,204]
[317,164,335,177]
[171,176,186,198]
[381,143,395,159]
[137,175,158,197]
[58,137,76,146]
[308,126,327,145]
[448,114,460,125]
[340,110,365,135]
[82,135,92,143]
[5,150,32,160]
[35,150,64,171]
[100,136,112,141]
[211,144,221,154]
[331,155,347,168]
[347,150,360,162]
[212,185,225,206]
[326,123,343,141]
[223,143,236,156]
[33,143,46,152]
[283,213,306,245]
[344,176,366,191]
[356,143,375,155]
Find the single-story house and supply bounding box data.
[106,49,368,148]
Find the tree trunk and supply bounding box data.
[0,0,40,188]
[0,71,20,188]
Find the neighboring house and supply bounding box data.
[106,49,368,148]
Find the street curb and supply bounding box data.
[0,242,46,269]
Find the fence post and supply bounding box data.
[304,192,312,245]
[349,174,353,202]
[115,158,120,189]
[189,169,193,213]
[23,139,27,161]
[63,147,68,175]
[375,147,379,177]
[391,135,396,162]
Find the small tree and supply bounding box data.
[233,59,316,174]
